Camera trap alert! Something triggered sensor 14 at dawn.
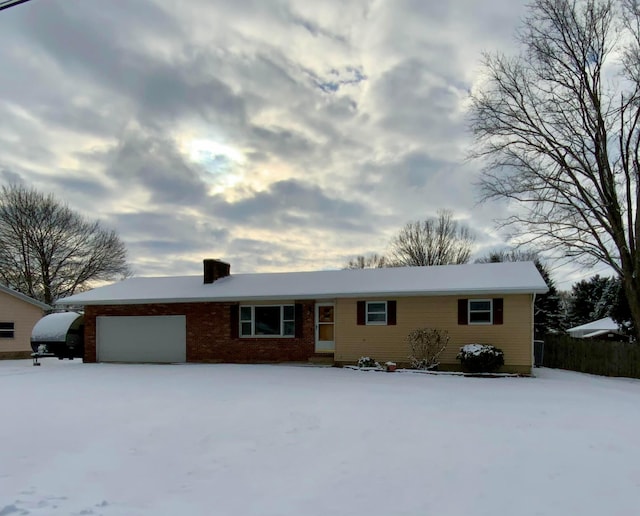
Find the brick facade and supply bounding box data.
[83,301,317,363]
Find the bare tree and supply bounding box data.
[0,184,130,304]
[344,253,388,269]
[389,210,475,266]
[475,248,539,264]
[0,0,34,12]
[469,0,640,338]
[407,328,450,370]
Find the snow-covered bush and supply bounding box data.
[357,356,380,368]
[457,344,504,373]
[407,328,449,370]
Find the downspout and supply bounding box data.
[532,293,537,372]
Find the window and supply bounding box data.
[0,322,15,339]
[366,301,387,325]
[458,298,503,325]
[469,299,493,324]
[357,300,397,326]
[239,305,295,337]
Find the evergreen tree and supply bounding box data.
[566,275,634,337]
[566,275,615,327]
[475,249,562,338]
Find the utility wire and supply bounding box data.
[0,0,34,12]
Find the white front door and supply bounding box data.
[315,303,335,353]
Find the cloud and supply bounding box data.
[0,168,23,185]
[210,178,376,232]
[0,0,543,280]
[105,127,210,206]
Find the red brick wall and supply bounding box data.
[84,301,316,363]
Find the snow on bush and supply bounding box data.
[457,344,505,373]
[407,328,449,370]
[357,356,381,368]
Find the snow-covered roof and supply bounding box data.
[567,317,619,334]
[31,312,83,343]
[56,261,548,306]
[581,329,624,339]
[0,283,50,310]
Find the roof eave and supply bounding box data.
[0,284,50,310]
[55,286,548,306]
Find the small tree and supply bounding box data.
[389,210,475,267]
[0,183,131,304]
[407,328,450,370]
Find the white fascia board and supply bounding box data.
[55,287,548,306]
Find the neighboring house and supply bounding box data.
[0,284,50,359]
[567,317,628,341]
[56,259,548,374]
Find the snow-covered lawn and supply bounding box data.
[1,361,639,516]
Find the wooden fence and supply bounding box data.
[543,334,640,379]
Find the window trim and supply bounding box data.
[0,322,15,339]
[468,299,493,325]
[239,305,295,338]
[366,301,388,326]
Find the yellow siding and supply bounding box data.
[0,292,45,354]
[334,295,533,370]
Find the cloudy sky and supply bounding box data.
[0,0,605,285]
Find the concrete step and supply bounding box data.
[308,354,335,365]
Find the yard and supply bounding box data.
[1,361,638,516]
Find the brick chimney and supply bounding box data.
[203,259,230,284]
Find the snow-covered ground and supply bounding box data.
[1,361,639,516]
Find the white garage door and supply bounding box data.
[96,315,186,363]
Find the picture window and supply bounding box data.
[239,305,295,337]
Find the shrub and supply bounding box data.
[457,344,505,373]
[407,328,449,370]
[357,356,380,368]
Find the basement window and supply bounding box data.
[240,305,295,337]
[0,322,15,339]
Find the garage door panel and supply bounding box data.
[97,315,186,363]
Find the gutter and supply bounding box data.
[56,287,550,306]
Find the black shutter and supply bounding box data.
[357,301,366,325]
[230,304,239,338]
[295,303,303,338]
[458,299,468,325]
[493,298,504,325]
[387,301,397,325]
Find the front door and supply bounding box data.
[315,303,335,353]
